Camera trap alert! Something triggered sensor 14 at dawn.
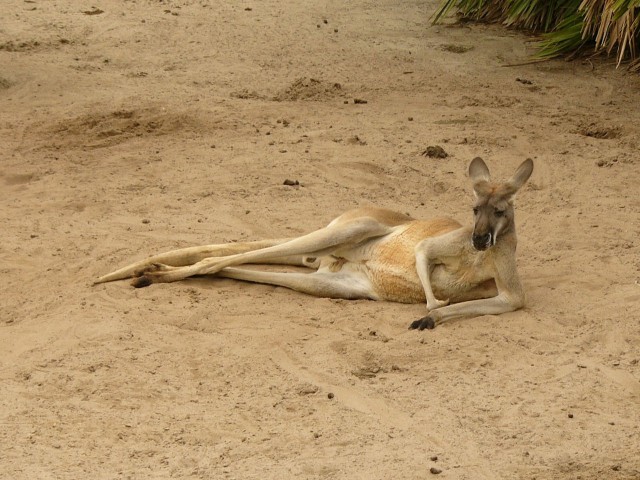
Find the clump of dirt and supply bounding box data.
[351,365,381,379]
[0,40,41,52]
[230,89,267,100]
[346,135,367,145]
[442,43,473,54]
[273,77,344,101]
[83,8,104,15]
[422,145,448,158]
[42,107,208,149]
[0,38,70,52]
[578,122,620,139]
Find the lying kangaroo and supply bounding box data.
[95,157,533,329]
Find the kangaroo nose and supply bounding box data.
[472,233,492,251]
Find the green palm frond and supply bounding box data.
[432,0,492,24]
[433,0,640,67]
[536,12,588,59]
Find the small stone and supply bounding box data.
[298,384,319,395]
[327,392,334,399]
[430,467,442,474]
[283,179,299,186]
[430,456,438,462]
[141,219,150,224]
[83,8,104,15]
[568,413,574,418]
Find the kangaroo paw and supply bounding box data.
[131,263,184,286]
[408,316,436,331]
[131,275,154,288]
[133,262,173,277]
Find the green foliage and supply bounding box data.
[536,13,586,60]
[433,0,640,68]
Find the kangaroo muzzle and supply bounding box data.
[472,232,492,251]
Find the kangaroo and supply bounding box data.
[95,157,534,329]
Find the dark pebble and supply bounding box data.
[422,145,448,158]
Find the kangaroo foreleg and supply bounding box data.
[409,294,518,330]
[410,244,525,330]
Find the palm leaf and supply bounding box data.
[536,13,588,59]
[433,0,640,67]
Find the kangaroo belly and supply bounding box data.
[367,262,489,304]
[365,218,467,304]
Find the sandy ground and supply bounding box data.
[1,1,640,479]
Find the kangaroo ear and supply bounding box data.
[507,158,534,192]
[469,157,491,184]
[469,157,491,197]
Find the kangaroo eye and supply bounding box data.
[494,210,505,217]
[473,207,479,215]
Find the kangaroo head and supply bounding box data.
[468,157,533,251]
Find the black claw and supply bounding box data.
[131,275,153,288]
[409,316,435,331]
[420,317,436,330]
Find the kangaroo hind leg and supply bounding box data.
[132,216,394,287]
[95,238,294,285]
[218,267,377,300]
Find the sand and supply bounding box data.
[1,1,639,479]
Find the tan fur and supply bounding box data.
[366,218,462,303]
[95,158,533,329]
[329,207,414,227]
